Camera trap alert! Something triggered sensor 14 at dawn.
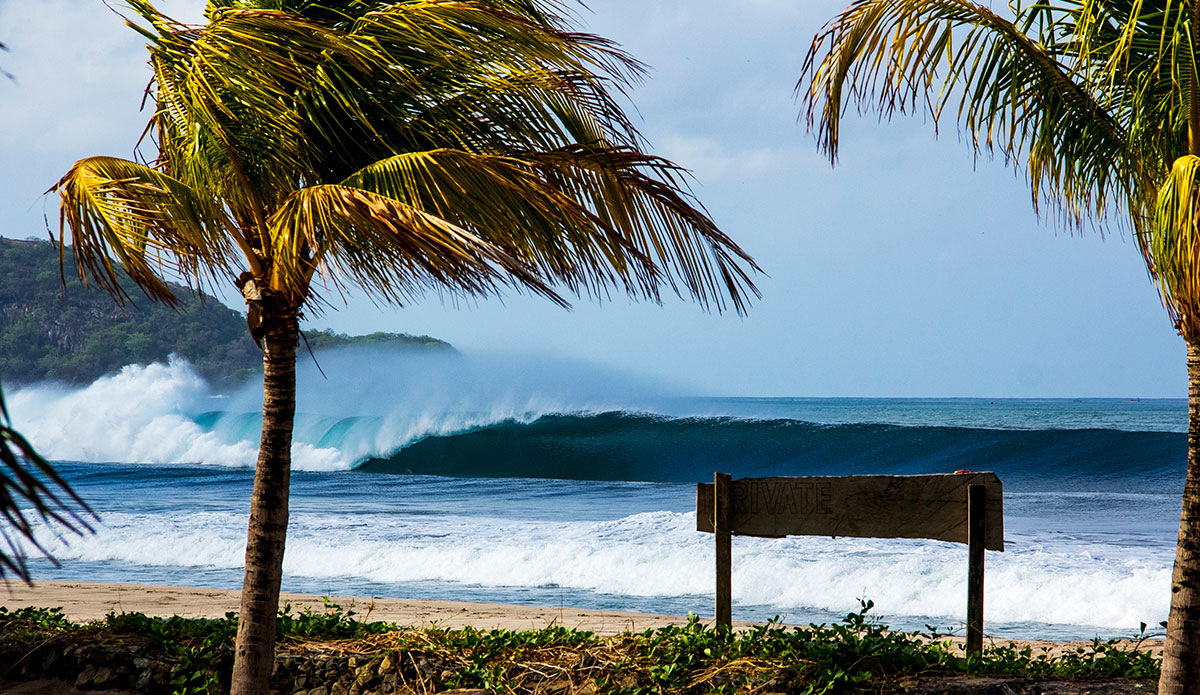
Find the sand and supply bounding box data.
[0,580,1165,659]
[0,580,703,636]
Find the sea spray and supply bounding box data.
[9,349,674,470]
[8,358,344,469]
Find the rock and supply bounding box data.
[379,654,396,675]
[134,667,155,691]
[368,656,384,675]
[74,664,96,688]
[356,664,376,684]
[39,649,59,672]
[91,665,118,689]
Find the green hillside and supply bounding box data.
[0,238,452,386]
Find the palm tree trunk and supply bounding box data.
[1162,7,1200,691]
[230,311,298,695]
[1161,341,1200,694]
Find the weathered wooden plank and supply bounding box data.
[714,472,732,629]
[696,472,1004,551]
[966,484,986,654]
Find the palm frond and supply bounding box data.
[268,183,564,308]
[52,156,239,304]
[138,2,645,208]
[800,0,1135,231]
[342,147,761,313]
[339,149,650,297]
[1152,153,1200,337]
[521,147,762,314]
[0,387,94,583]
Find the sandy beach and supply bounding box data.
[0,581,709,636]
[0,580,1165,661]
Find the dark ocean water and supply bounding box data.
[7,352,1184,640]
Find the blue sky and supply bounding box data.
[0,0,1183,397]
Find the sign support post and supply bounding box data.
[714,472,732,629]
[966,483,986,655]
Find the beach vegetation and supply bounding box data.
[50,1,760,694]
[798,1,1200,692]
[0,605,71,631]
[276,597,396,640]
[0,600,1161,694]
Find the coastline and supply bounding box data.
[0,580,1165,659]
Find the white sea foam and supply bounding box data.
[39,507,1171,633]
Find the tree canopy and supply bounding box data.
[53,2,760,693]
[800,1,1200,691]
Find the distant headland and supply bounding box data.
[0,238,453,387]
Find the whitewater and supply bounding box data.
[7,347,1185,641]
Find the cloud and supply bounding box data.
[0,1,207,235]
[658,133,805,184]
[0,0,203,155]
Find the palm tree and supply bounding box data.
[52,1,760,694]
[799,0,1200,691]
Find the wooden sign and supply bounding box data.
[697,472,1004,653]
[696,472,1003,550]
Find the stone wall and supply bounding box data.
[0,636,480,695]
[0,638,176,692]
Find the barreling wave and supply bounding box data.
[7,356,1185,490]
[358,412,1185,491]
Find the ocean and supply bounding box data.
[6,347,1185,642]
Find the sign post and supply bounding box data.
[697,472,1003,650]
[714,472,732,629]
[966,483,987,654]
